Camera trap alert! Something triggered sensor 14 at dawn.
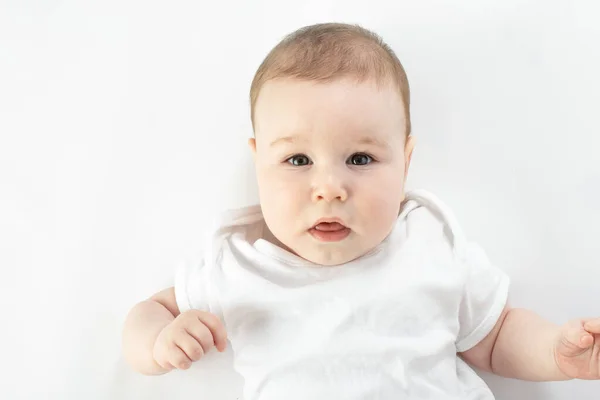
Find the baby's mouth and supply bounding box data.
[308,221,351,242]
[312,222,347,231]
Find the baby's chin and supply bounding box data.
[295,244,369,267]
[274,230,379,266]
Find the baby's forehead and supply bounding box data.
[255,78,407,140]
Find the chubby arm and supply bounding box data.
[460,306,570,381]
[122,286,228,376]
[122,287,179,375]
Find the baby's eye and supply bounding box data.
[286,154,312,166]
[347,153,373,166]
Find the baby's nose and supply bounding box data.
[311,173,348,203]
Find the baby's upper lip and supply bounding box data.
[311,217,347,228]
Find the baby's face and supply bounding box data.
[250,77,413,266]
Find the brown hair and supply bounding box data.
[249,22,411,136]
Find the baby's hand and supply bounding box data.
[554,318,600,380]
[153,309,228,371]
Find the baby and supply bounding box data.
[122,23,600,399]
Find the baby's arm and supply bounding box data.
[122,287,227,375]
[460,306,572,381]
[122,288,179,375]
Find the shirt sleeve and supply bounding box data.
[174,256,212,314]
[455,242,510,352]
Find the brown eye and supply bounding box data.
[347,153,373,166]
[287,154,311,166]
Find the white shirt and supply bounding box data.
[175,190,510,400]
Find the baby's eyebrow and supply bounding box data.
[355,136,390,149]
[268,134,390,148]
[269,135,300,147]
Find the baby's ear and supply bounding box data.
[405,135,415,159]
[248,138,257,159]
[404,135,415,177]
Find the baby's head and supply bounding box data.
[248,23,414,266]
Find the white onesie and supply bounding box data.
[175,190,510,400]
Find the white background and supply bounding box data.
[1,0,599,399]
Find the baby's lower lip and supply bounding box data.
[308,222,351,242]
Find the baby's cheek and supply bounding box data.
[270,173,308,197]
[259,171,300,201]
[260,183,303,232]
[363,182,401,211]
[359,187,402,232]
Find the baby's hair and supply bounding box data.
[250,22,411,136]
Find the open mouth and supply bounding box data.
[308,220,351,242]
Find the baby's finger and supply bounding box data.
[168,343,193,370]
[195,312,228,352]
[563,322,594,350]
[154,357,174,372]
[186,321,215,353]
[583,318,600,334]
[176,333,205,362]
[153,341,175,371]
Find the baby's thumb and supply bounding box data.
[558,321,594,357]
